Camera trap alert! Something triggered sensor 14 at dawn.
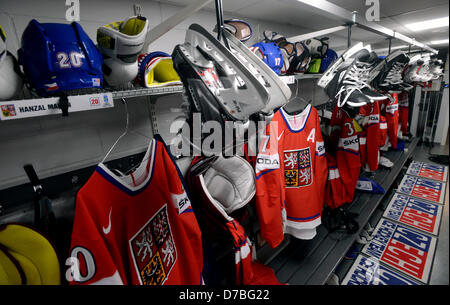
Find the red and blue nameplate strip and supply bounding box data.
[362,219,437,284]
[342,255,420,285]
[383,193,442,235]
[397,175,446,204]
[406,160,448,182]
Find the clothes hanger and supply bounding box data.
[101,98,153,176]
[282,79,310,115]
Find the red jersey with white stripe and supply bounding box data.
[358,101,381,171]
[398,91,409,135]
[380,94,399,149]
[255,105,328,247]
[68,136,203,285]
[187,157,282,285]
[379,115,388,148]
[325,106,361,208]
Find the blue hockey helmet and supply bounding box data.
[319,48,338,73]
[250,42,283,75]
[18,19,103,96]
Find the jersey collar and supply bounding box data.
[280,104,312,133]
[96,139,157,196]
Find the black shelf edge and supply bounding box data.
[304,137,419,285]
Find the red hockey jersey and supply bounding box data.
[68,136,203,285]
[380,94,399,149]
[398,91,409,135]
[187,157,282,285]
[255,105,328,247]
[379,115,388,148]
[358,101,381,171]
[325,106,362,209]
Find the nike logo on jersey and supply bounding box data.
[103,207,112,235]
[277,130,285,141]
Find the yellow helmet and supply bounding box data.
[0,224,60,285]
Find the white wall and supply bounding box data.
[0,0,324,190]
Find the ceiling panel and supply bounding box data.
[153,0,448,50]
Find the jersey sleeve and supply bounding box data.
[385,94,399,149]
[159,141,204,279]
[254,120,285,248]
[69,193,124,285]
[325,153,343,209]
[359,102,381,171]
[398,92,409,135]
[314,112,329,210]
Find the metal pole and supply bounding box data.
[294,0,438,54]
[347,24,352,48]
[388,38,392,55]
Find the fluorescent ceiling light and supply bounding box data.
[405,17,449,32]
[430,39,449,45]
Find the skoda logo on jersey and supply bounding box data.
[256,157,279,166]
[369,115,379,122]
[343,138,359,146]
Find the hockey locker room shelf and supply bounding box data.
[0,74,307,121]
[265,137,419,285]
[0,85,184,121]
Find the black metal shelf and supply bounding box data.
[268,137,419,285]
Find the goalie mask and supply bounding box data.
[18,20,103,96]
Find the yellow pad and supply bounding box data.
[0,247,22,285]
[353,119,363,133]
[153,59,180,82]
[145,58,180,87]
[7,250,42,285]
[0,25,6,42]
[0,224,60,285]
[103,21,122,31]
[120,17,147,36]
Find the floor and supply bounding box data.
[413,143,449,285]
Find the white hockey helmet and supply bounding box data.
[0,26,23,101]
[102,57,138,88]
